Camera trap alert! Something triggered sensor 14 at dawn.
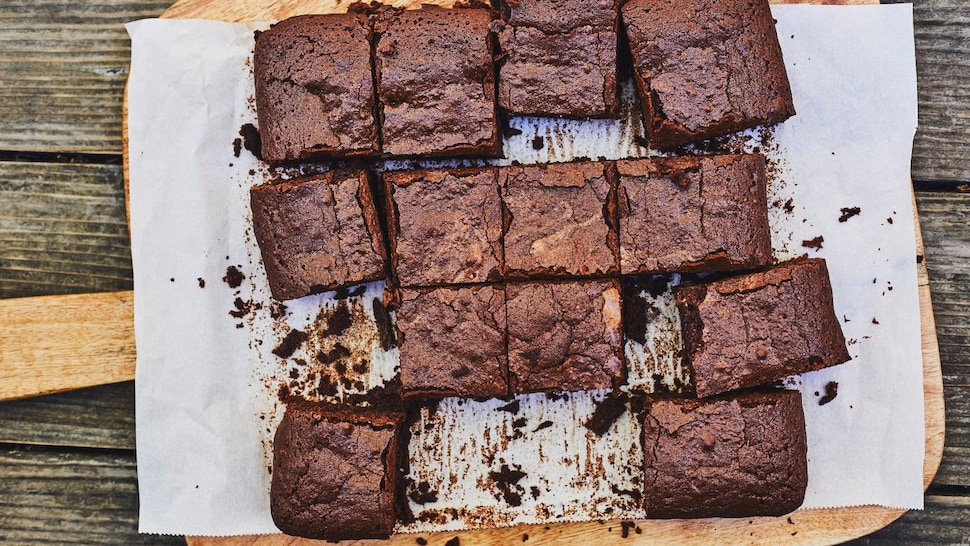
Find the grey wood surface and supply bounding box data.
[0,0,966,544]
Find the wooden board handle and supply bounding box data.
[0,291,135,401]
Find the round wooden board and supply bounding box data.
[119,0,945,543]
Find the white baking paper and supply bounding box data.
[127,5,921,536]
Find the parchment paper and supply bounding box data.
[127,5,921,536]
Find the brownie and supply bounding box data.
[497,0,617,117]
[507,280,623,393]
[270,404,404,540]
[384,168,503,287]
[617,154,772,274]
[621,0,795,149]
[395,285,508,399]
[642,390,808,518]
[374,7,499,157]
[254,14,378,163]
[675,258,851,398]
[250,170,387,301]
[502,162,618,278]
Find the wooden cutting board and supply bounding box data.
[0,0,945,543]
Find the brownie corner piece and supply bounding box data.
[621,0,794,149]
[501,161,618,278]
[250,169,387,301]
[642,389,807,518]
[675,258,850,398]
[384,167,503,287]
[617,154,771,274]
[507,280,624,394]
[497,0,618,118]
[254,14,379,163]
[396,284,508,399]
[270,404,404,540]
[375,7,499,157]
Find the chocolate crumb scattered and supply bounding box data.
[633,134,649,148]
[334,285,367,300]
[489,464,527,507]
[316,343,351,364]
[238,123,262,160]
[445,537,460,546]
[818,381,839,406]
[272,329,308,358]
[788,517,794,524]
[416,538,428,546]
[498,400,520,414]
[801,236,824,250]
[838,206,861,222]
[229,297,251,318]
[611,485,643,501]
[531,136,544,150]
[522,533,529,542]
[322,302,352,336]
[872,317,880,325]
[223,266,245,288]
[887,217,893,224]
[783,198,794,214]
[585,393,628,436]
[169,277,175,282]
[269,301,287,319]
[843,315,850,323]
[372,298,397,350]
[503,125,523,138]
[232,138,242,158]
[408,481,439,505]
[512,417,528,429]
[197,277,205,288]
[534,420,553,432]
[621,521,636,538]
[530,486,540,499]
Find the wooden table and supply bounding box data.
[0,0,966,543]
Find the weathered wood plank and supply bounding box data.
[916,191,970,489]
[849,494,970,544]
[0,382,135,450]
[0,161,132,298]
[0,0,170,153]
[0,446,183,545]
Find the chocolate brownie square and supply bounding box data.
[251,170,387,301]
[396,285,508,399]
[507,280,623,393]
[270,404,404,540]
[384,168,503,287]
[501,162,618,278]
[375,7,499,157]
[617,154,772,274]
[642,390,808,518]
[675,258,851,398]
[497,0,617,117]
[621,0,795,149]
[254,14,379,163]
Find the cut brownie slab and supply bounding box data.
[507,280,623,394]
[617,154,772,274]
[254,14,379,163]
[497,0,617,117]
[501,162,618,278]
[270,404,404,540]
[675,258,851,398]
[251,170,387,301]
[396,285,508,399]
[384,168,503,287]
[621,0,795,149]
[375,7,499,157]
[642,390,807,518]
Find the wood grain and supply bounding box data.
[0,382,135,450]
[0,446,183,545]
[0,0,170,153]
[0,290,135,401]
[0,161,133,299]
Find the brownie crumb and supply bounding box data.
[197,277,205,288]
[801,236,824,250]
[416,539,428,546]
[611,485,643,501]
[818,381,839,406]
[445,537,460,546]
[223,266,245,288]
[504,125,523,138]
[531,136,544,150]
[522,533,529,542]
[238,123,262,160]
[408,480,439,505]
[872,317,880,324]
[887,217,894,224]
[498,400,521,414]
[534,420,553,432]
[621,521,636,538]
[783,199,795,214]
[316,343,351,364]
[232,138,242,158]
[272,329,308,358]
[633,134,649,148]
[585,393,628,436]
[333,285,368,300]
[838,206,861,222]
[530,486,540,499]
[489,464,527,507]
[229,297,251,318]
[323,303,352,336]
